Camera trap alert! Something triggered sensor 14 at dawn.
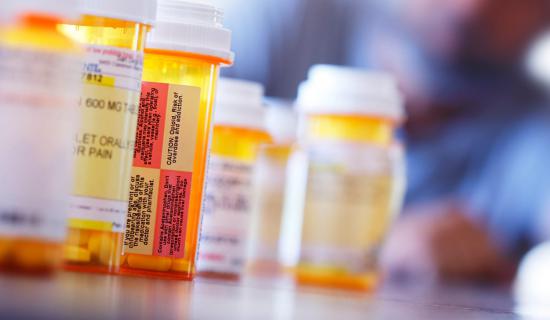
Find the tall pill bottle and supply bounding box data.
[0,0,81,274]
[286,65,406,290]
[249,102,297,274]
[121,0,233,280]
[198,79,271,279]
[60,0,156,273]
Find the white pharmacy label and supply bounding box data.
[0,45,81,242]
[69,44,144,232]
[83,45,144,92]
[198,156,255,274]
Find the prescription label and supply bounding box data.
[250,147,289,262]
[0,45,80,241]
[198,156,255,274]
[69,45,143,233]
[124,82,201,259]
[299,144,393,273]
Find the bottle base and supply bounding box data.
[248,260,283,276]
[0,238,61,275]
[294,267,380,291]
[119,267,194,281]
[63,262,119,275]
[196,270,241,281]
[63,228,124,275]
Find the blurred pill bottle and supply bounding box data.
[197,78,271,279]
[248,101,298,275]
[284,65,406,291]
[0,0,81,274]
[121,0,233,280]
[59,0,156,273]
[389,144,407,223]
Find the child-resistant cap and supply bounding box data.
[265,98,297,144]
[0,0,79,23]
[79,0,157,25]
[146,0,234,64]
[215,78,265,131]
[297,65,405,121]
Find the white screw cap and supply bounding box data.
[146,0,233,63]
[297,65,405,121]
[214,78,265,131]
[264,98,297,144]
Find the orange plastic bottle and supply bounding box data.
[120,0,234,279]
[60,0,156,274]
[284,65,406,290]
[197,79,271,279]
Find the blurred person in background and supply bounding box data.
[212,0,550,284]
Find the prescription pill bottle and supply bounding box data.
[121,0,233,279]
[60,0,156,273]
[249,101,297,275]
[0,0,81,274]
[197,79,271,279]
[286,65,406,291]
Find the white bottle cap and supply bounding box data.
[515,243,550,318]
[214,78,265,131]
[297,65,405,121]
[264,98,297,144]
[79,0,157,25]
[146,0,234,63]
[0,0,79,23]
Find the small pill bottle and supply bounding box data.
[0,0,81,274]
[198,78,272,279]
[121,0,233,279]
[286,65,406,290]
[248,101,297,274]
[59,0,157,273]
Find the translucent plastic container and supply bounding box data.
[0,0,81,274]
[284,65,406,290]
[198,79,271,279]
[249,101,298,274]
[60,0,156,273]
[121,0,233,279]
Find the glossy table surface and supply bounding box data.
[0,272,545,320]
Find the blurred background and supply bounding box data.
[212,0,550,284]
[4,0,550,318]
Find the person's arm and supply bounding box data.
[380,200,513,284]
